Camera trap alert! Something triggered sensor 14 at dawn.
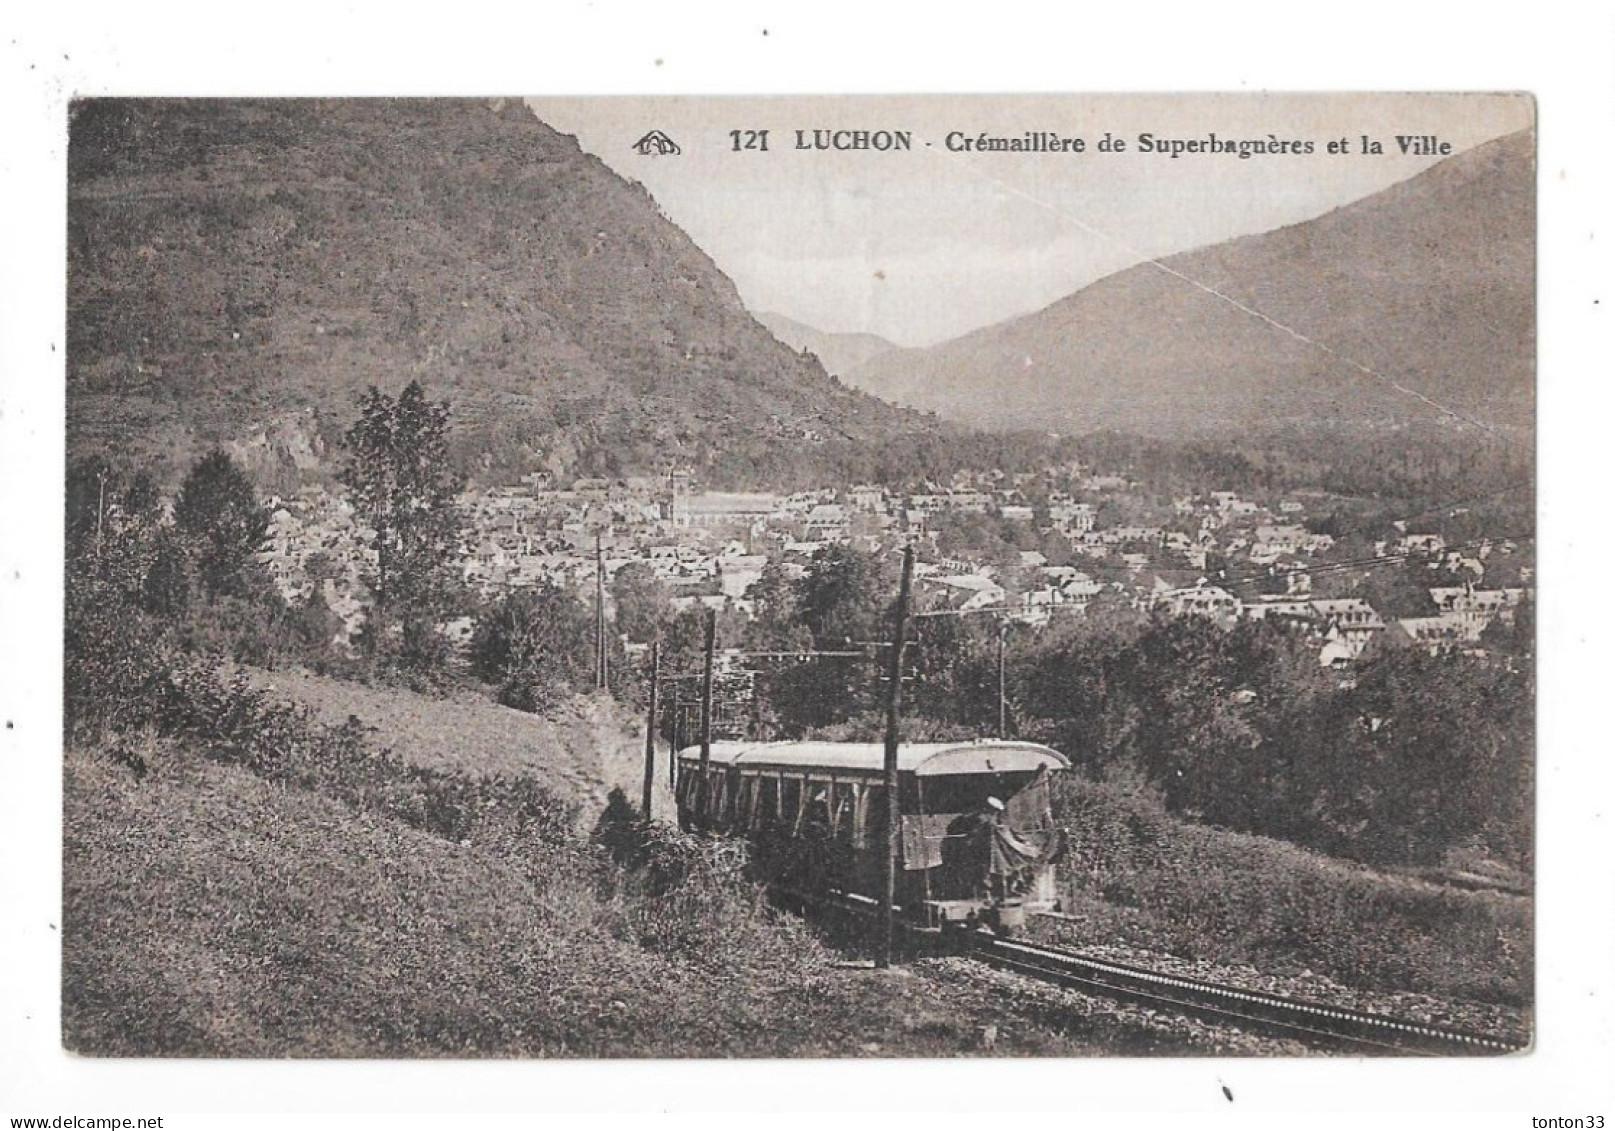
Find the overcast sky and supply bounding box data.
[529,93,1533,347]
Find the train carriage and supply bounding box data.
[676,740,1069,932]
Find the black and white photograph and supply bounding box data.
[4,6,1612,1124]
[55,91,1534,1058]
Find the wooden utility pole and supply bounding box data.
[642,641,660,821]
[698,607,717,802]
[879,544,915,969]
[594,531,608,690]
[94,469,108,562]
[669,697,682,790]
[997,618,1008,739]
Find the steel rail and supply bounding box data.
[972,934,1526,1056]
[769,879,1526,1055]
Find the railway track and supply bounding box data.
[969,933,1526,1056]
[783,886,1525,1055]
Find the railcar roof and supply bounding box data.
[675,740,1069,777]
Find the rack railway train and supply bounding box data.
[675,739,1069,933]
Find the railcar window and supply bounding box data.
[919,772,1036,814]
[856,786,886,850]
[678,764,700,814]
[805,785,832,834]
[713,770,726,823]
[719,769,737,825]
[780,778,801,829]
[830,781,856,840]
[792,776,810,836]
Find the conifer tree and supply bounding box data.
[173,449,269,600]
[341,381,466,666]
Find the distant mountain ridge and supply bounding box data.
[67,99,945,491]
[753,312,899,381]
[845,130,1535,439]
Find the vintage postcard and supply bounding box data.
[58,93,1533,1061]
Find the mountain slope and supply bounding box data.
[754,311,899,381]
[67,99,941,490]
[847,131,1534,438]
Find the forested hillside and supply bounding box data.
[67,99,949,492]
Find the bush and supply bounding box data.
[77,632,582,857]
[1048,774,1531,1003]
[471,584,595,711]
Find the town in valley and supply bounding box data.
[262,452,1532,685]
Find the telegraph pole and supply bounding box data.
[94,468,108,564]
[879,544,915,969]
[997,618,1008,739]
[669,696,682,790]
[642,641,660,821]
[594,530,608,691]
[698,606,716,797]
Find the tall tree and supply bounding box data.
[610,561,673,644]
[173,449,269,600]
[341,382,466,665]
[757,545,901,733]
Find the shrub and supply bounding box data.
[1047,774,1531,1003]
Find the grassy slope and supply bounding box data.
[58,671,1162,1057]
[219,670,1535,1004]
[1047,777,1532,1006]
[64,744,833,1056]
[65,739,1254,1058]
[63,669,1528,1055]
[242,667,667,824]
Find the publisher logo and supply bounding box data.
[631,129,682,156]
